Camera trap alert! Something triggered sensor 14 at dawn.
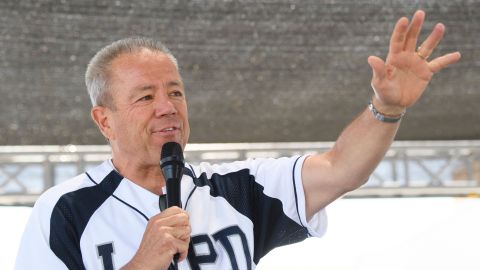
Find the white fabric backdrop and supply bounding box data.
[3,197,479,269]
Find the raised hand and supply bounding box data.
[367,10,461,115]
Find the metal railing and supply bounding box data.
[1,141,480,205]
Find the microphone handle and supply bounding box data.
[166,178,182,208]
[165,177,181,269]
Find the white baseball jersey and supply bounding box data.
[15,155,327,269]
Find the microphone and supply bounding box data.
[160,142,184,270]
[160,141,184,209]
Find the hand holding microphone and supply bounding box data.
[122,142,190,270]
[122,207,190,270]
[160,142,186,270]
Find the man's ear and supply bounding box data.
[91,106,115,140]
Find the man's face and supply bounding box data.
[104,49,190,165]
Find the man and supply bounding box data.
[15,10,460,270]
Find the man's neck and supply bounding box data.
[110,157,165,195]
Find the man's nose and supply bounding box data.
[153,95,177,117]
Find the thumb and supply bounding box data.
[367,56,386,81]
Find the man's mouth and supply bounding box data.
[161,127,176,132]
[153,126,180,134]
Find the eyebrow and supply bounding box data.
[128,85,155,100]
[166,80,184,88]
[133,80,184,91]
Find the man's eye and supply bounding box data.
[138,95,153,102]
[170,91,183,97]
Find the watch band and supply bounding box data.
[368,100,405,123]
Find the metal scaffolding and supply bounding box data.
[1,140,479,205]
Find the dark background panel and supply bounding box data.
[0,0,478,145]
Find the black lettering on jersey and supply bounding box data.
[97,242,115,270]
[187,226,251,270]
[187,234,218,269]
[213,226,252,270]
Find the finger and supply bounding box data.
[159,224,191,238]
[368,56,386,81]
[176,225,192,241]
[160,206,184,215]
[389,17,409,54]
[404,10,426,52]
[151,209,190,227]
[428,52,461,73]
[161,236,190,262]
[177,238,191,261]
[417,23,445,60]
[157,206,187,219]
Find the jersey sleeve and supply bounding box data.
[290,155,328,237]
[15,173,93,270]
[15,197,68,269]
[247,155,327,260]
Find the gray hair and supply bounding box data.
[85,37,179,108]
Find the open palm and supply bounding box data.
[368,10,461,113]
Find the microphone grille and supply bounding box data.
[161,142,184,165]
